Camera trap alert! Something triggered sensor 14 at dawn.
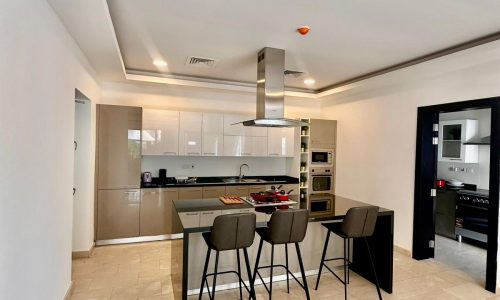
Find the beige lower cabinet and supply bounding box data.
[140,188,178,236]
[178,187,203,200]
[202,186,226,199]
[97,189,140,240]
[225,185,249,197]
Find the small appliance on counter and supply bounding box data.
[436,179,446,188]
[142,172,152,183]
[159,168,167,184]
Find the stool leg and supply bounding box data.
[199,247,211,300]
[295,243,311,300]
[237,249,243,300]
[343,238,347,300]
[250,238,264,299]
[269,244,274,300]
[212,251,220,300]
[243,248,255,300]
[347,238,350,284]
[315,230,331,290]
[364,238,382,300]
[285,243,289,293]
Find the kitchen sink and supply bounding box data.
[222,177,266,183]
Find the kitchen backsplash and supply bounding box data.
[437,146,490,189]
[142,156,289,177]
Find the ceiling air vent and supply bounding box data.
[185,56,218,68]
[284,70,304,78]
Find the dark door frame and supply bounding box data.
[413,97,500,292]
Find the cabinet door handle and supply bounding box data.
[242,152,251,155]
[269,153,280,156]
[187,152,200,155]
[203,152,216,155]
[186,213,199,216]
[124,191,139,194]
[164,152,177,155]
[202,212,215,215]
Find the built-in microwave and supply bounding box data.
[309,193,334,216]
[309,167,334,194]
[310,149,333,166]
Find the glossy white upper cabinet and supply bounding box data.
[223,114,248,136]
[268,127,295,157]
[142,109,179,156]
[202,113,224,156]
[244,124,268,137]
[246,136,268,156]
[223,135,243,156]
[179,112,202,156]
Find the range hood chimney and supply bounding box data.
[241,47,307,127]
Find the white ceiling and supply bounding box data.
[50,0,500,91]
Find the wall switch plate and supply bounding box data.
[182,164,195,169]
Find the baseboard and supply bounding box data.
[72,243,95,259]
[394,245,411,257]
[64,281,74,300]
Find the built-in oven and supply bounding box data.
[455,190,489,243]
[310,167,334,194]
[310,149,334,167]
[309,193,334,216]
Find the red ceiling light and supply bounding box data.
[297,26,310,36]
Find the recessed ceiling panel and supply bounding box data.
[107,0,500,90]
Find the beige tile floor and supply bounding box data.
[70,240,500,300]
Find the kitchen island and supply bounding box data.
[171,195,394,300]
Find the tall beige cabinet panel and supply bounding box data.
[140,189,179,236]
[96,104,142,241]
[309,119,337,149]
[97,105,142,189]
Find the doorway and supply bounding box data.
[73,90,92,253]
[413,97,500,292]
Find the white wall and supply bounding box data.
[437,109,491,190]
[320,41,500,254]
[0,1,100,299]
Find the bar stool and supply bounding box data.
[315,206,382,300]
[199,213,256,300]
[251,209,310,300]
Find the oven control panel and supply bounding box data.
[457,194,489,207]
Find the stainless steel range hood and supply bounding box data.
[241,47,307,127]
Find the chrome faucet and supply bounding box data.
[239,164,249,180]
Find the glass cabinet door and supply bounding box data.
[441,123,462,160]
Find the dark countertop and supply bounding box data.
[141,175,299,188]
[437,185,489,198]
[173,198,253,212]
[173,193,393,222]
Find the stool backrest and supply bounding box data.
[211,213,256,251]
[341,206,379,238]
[267,209,309,244]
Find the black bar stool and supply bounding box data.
[199,213,256,300]
[251,209,310,300]
[315,206,382,300]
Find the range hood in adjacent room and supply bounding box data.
[240,47,308,127]
[464,136,491,145]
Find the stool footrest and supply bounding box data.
[255,264,306,291]
[203,270,251,294]
[320,261,348,285]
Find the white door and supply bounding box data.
[179,112,202,156]
[202,113,223,156]
[142,109,179,155]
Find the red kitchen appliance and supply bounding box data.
[436,179,446,188]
